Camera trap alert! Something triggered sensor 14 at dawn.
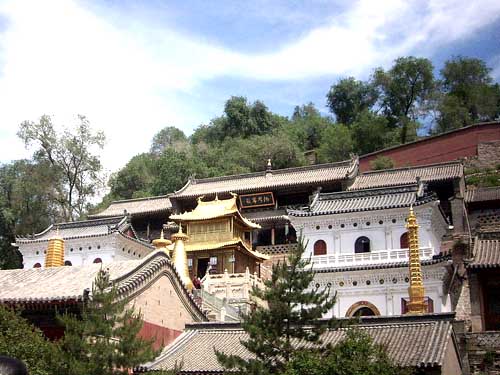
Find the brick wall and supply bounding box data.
[360,122,500,171]
[465,332,500,374]
[128,274,196,348]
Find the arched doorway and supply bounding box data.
[400,232,409,248]
[313,240,327,256]
[346,301,381,317]
[354,236,370,253]
[93,258,102,264]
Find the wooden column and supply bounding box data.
[271,227,275,245]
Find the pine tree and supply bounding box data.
[216,238,337,374]
[57,269,163,375]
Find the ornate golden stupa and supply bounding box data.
[45,228,65,268]
[171,226,193,291]
[152,230,172,257]
[405,206,427,314]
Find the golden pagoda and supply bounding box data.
[171,226,193,291]
[45,228,65,268]
[152,230,172,257]
[169,194,268,279]
[405,206,427,314]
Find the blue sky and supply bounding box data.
[0,0,499,174]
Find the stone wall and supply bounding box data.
[465,332,500,374]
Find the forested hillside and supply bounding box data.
[1,55,500,269]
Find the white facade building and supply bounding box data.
[15,216,154,268]
[288,183,451,318]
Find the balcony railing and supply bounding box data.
[256,243,298,255]
[201,268,264,300]
[309,247,434,268]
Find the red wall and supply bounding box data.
[359,122,500,171]
[138,320,182,350]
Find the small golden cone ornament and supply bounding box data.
[171,226,193,291]
[45,227,65,268]
[152,230,172,257]
[406,206,427,314]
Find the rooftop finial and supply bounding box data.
[266,158,272,171]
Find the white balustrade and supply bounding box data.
[309,247,434,268]
[201,267,265,300]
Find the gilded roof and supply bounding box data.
[348,161,463,190]
[15,216,130,244]
[89,195,172,218]
[172,158,357,199]
[170,196,260,229]
[146,316,455,372]
[469,238,500,269]
[465,187,500,204]
[0,251,206,321]
[289,184,434,217]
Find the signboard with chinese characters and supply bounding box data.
[239,192,275,209]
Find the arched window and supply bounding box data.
[354,236,370,253]
[313,240,327,256]
[93,258,102,264]
[64,260,72,266]
[346,301,381,317]
[400,232,409,248]
[33,263,41,268]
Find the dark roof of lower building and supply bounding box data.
[469,238,500,269]
[89,195,172,218]
[348,161,463,190]
[144,314,457,373]
[465,187,500,204]
[171,157,358,199]
[242,209,289,224]
[288,184,434,217]
[15,216,131,243]
[0,251,206,321]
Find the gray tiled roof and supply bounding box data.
[172,158,358,199]
[465,187,500,204]
[242,209,289,224]
[348,161,463,190]
[289,184,434,217]
[89,195,172,218]
[469,238,500,269]
[0,251,206,321]
[146,316,454,372]
[16,216,129,243]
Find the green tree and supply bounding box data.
[57,269,160,375]
[18,115,106,221]
[326,77,378,126]
[439,56,500,126]
[284,328,408,375]
[0,305,61,375]
[317,124,354,162]
[216,239,337,374]
[288,103,331,151]
[108,153,155,200]
[374,57,435,143]
[150,126,188,155]
[370,156,395,171]
[351,111,396,155]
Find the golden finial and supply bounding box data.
[152,229,172,257]
[405,205,427,314]
[171,225,193,291]
[45,226,65,268]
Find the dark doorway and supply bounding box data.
[355,236,371,253]
[482,271,500,330]
[197,258,210,278]
[353,307,376,317]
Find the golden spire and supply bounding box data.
[171,226,193,291]
[405,206,427,314]
[45,226,65,268]
[152,230,172,257]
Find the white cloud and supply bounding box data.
[0,0,499,173]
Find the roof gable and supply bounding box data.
[89,195,172,218]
